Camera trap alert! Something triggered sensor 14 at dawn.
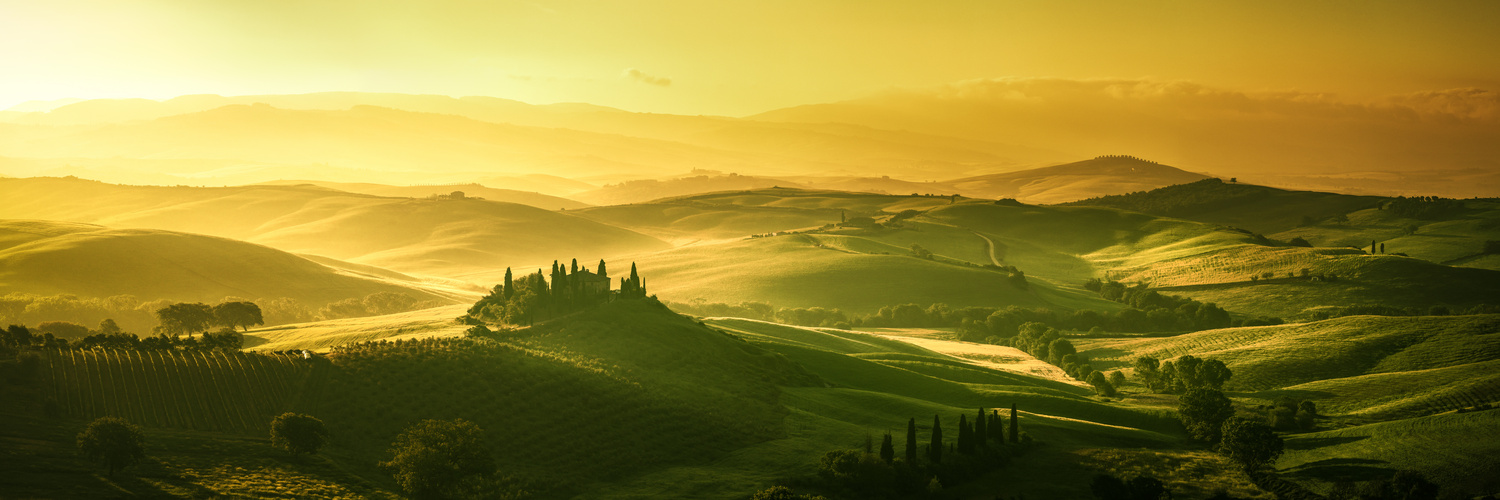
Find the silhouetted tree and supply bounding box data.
[879,432,894,464]
[381,418,496,500]
[1090,474,1130,500]
[975,407,988,448]
[76,417,146,477]
[957,414,972,454]
[1127,476,1169,500]
[1218,417,1283,471]
[213,301,264,332]
[597,259,608,278]
[904,418,918,463]
[1009,404,1019,443]
[270,412,328,456]
[502,267,514,299]
[929,414,943,463]
[1179,388,1235,443]
[155,302,214,337]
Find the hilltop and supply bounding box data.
[0,219,448,323]
[946,156,1210,204]
[0,177,668,279]
[255,180,590,210]
[1066,177,1386,234]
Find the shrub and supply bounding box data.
[270,412,329,456]
[76,417,146,477]
[382,418,496,499]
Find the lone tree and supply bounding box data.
[1218,417,1284,471]
[270,412,329,456]
[155,302,214,337]
[1179,388,1235,443]
[76,417,146,477]
[382,418,496,499]
[213,301,264,332]
[1009,404,1019,443]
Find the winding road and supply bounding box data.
[974,232,1003,266]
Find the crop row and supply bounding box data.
[40,349,315,434]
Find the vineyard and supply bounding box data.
[41,349,317,434]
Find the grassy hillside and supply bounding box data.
[0,177,668,279]
[948,156,1209,204]
[634,232,1119,314]
[1075,314,1500,396]
[1278,410,1500,495]
[1066,178,1385,234]
[244,305,470,352]
[572,202,840,242]
[1271,199,1500,271]
[257,180,591,210]
[0,219,444,306]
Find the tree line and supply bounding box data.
[758,405,1030,499]
[464,259,646,326]
[0,299,270,352]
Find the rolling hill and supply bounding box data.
[1066,177,1387,235]
[0,219,447,308]
[254,180,590,210]
[945,156,1210,204]
[0,176,669,280]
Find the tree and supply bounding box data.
[929,414,943,463]
[879,432,894,464]
[213,301,264,331]
[1108,370,1126,389]
[1127,476,1170,500]
[76,417,146,477]
[597,259,608,278]
[1009,404,1019,443]
[1178,388,1235,443]
[1134,356,1162,392]
[974,407,988,448]
[1087,371,1117,397]
[155,302,214,337]
[1197,359,1232,389]
[502,267,514,299]
[1218,417,1283,471]
[1090,474,1130,500]
[270,412,329,456]
[904,418,917,463]
[382,418,496,499]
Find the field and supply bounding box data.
[0,177,669,279]
[0,219,446,306]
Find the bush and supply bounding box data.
[76,417,146,477]
[1178,388,1234,443]
[382,419,496,499]
[1219,417,1283,471]
[270,412,329,456]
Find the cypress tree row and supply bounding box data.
[929,414,943,463]
[905,417,918,463]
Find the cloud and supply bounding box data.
[622,68,671,87]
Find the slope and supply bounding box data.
[0,219,445,307]
[0,177,669,279]
[947,156,1210,204]
[255,180,590,210]
[1066,177,1387,234]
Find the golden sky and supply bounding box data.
[3,0,1498,116]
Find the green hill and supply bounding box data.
[0,219,444,307]
[1278,410,1500,495]
[1075,314,1500,399]
[0,177,669,279]
[1065,177,1385,235]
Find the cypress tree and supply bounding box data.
[990,410,1004,443]
[1009,404,1019,444]
[904,418,917,463]
[598,259,608,278]
[571,258,579,274]
[958,414,971,454]
[879,433,894,464]
[502,267,514,299]
[975,407,987,448]
[929,414,943,463]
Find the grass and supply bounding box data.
[1278,410,1500,496]
[0,219,445,306]
[1271,200,1500,271]
[245,305,471,352]
[0,177,669,279]
[1075,314,1500,392]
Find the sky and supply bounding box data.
[3,0,1499,116]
